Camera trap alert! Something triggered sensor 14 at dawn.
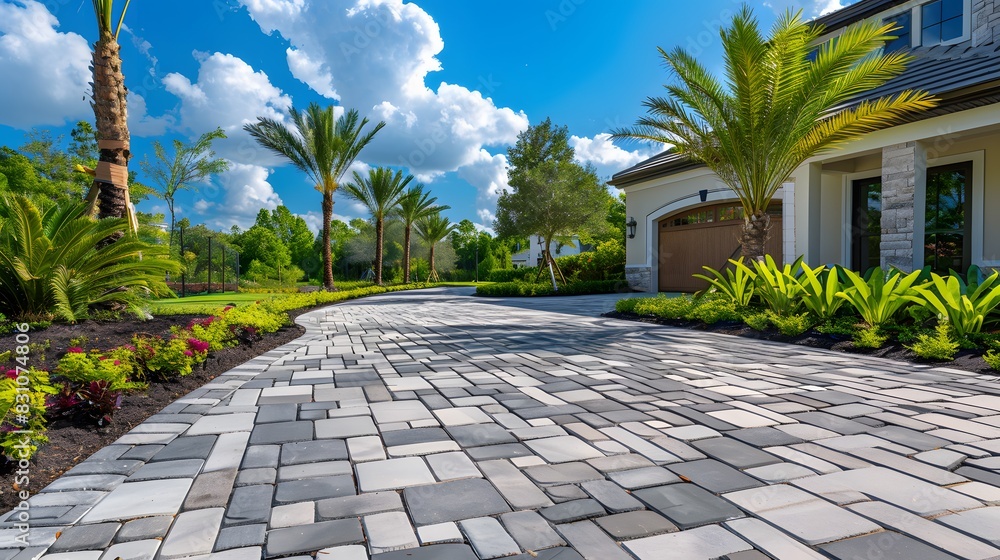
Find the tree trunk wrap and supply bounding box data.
[91,32,133,236]
[375,218,384,285]
[403,226,411,284]
[322,191,335,290]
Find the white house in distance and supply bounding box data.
[511,235,587,268]
[611,0,1000,293]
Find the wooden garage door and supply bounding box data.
[658,203,783,292]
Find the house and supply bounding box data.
[611,0,1000,293]
[511,234,588,268]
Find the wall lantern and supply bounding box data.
[626,217,637,239]
[699,189,709,202]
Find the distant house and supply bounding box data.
[511,235,588,268]
[611,0,1000,292]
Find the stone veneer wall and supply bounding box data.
[625,266,652,292]
[973,0,998,47]
[880,141,925,271]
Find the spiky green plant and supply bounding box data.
[795,262,845,320]
[908,268,1000,338]
[396,185,447,283]
[693,258,756,306]
[0,196,178,321]
[837,267,922,328]
[414,213,457,283]
[613,7,936,259]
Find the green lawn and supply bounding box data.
[150,292,291,315]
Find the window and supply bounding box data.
[851,178,882,273]
[925,161,972,273]
[921,0,964,45]
[884,11,912,51]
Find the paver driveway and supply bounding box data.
[4,287,1000,559]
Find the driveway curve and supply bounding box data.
[3,287,1000,559]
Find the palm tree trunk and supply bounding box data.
[429,244,437,283]
[90,30,132,240]
[740,211,771,261]
[167,198,175,249]
[375,217,384,285]
[322,191,335,290]
[403,225,412,284]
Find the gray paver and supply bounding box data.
[847,501,1000,560]
[404,478,512,525]
[364,511,419,554]
[624,524,752,560]
[593,510,678,540]
[80,479,192,523]
[47,523,119,552]
[316,491,404,520]
[555,520,634,560]
[501,511,566,551]
[820,532,961,560]
[158,507,224,559]
[634,484,744,529]
[478,460,554,509]
[936,507,1000,546]
[460,517,522,559]
[265,519,364,557]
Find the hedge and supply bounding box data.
[476,280,629,297]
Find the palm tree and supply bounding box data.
[342,167,412,285]
[244,104,385,290]
[612,7,935,260]
[141,128,229,249]
[415,213,457,283]
[396,185,448,283]
[83,0,136,238]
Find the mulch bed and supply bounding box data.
[0,307,316,512]
[604,311,997,375]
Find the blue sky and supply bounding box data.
[0,0,854,233]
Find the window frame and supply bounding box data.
[879,0,971,50]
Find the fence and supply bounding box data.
[167,225,241,297]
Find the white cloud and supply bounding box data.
[570,133,664,176]
[457,150,510,231]
[0,1,91,129]
[763,0,854,17]
[239,0,529,178]
[129,93,174,137]
[195,162,282,229]
[162,52,293,165]
[300,210,355,234]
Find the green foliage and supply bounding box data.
[836,267,922,328]
[795,262,845,320]
[746,255,805,316]
[0,195,179,321]
[688,297,741,324]
[907,323,960,361]
[743,312,772,331]
[0,314,11,336]
[985,350,1000,370]
[766,311,814,337]
[853,326,889,349]
[694,258,756,306]
[615,294,695,319]
[556,241,626,281]
[815,316,858,338]
[497,118,609,246]
[908,268,1000,339]
[53,348,138,391]
[475,280,624,297]
[0,367,56,461]
[489,268,539,283]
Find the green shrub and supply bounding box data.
[0,367,56,461]
[985,350,1000,370]
[556,241,626,281]
[53,348,139,391]
[0,313,11,336]
[0,195,179,322]
[134,336,199,380]
[489,268,538,283]
[693,258,756,306]
[837,267,922,328]
[615,297,641,314]
[688,297,741,324]
[796,263,845,320]
[745,255,805,316]
[633,295,695,319]
[227,304,288,334]
[475,280,624,297]
[767,311,814,336]
[815,316,857,337]
[907,323,959,360]
[908,267,1000,338]
[853,326,889,349]
[743,312,771,331]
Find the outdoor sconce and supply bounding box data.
[699,189,708,202]
[626,217,637,239]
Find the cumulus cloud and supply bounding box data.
[570,133,664,177]
[194,162,283,229]
[238,0,528,179]
[300,210,356,234]
[129,93,173,137]
[457,150,511,230]
[0,1,91,129]
[764,0,855,17]
[162,52,293,165]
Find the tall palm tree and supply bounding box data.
[83,0,136,238]
[415,213,457,283]
[342,167,412,285]
[612,7,935,260]
[245,104,385,289]
[396,185,448,283]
